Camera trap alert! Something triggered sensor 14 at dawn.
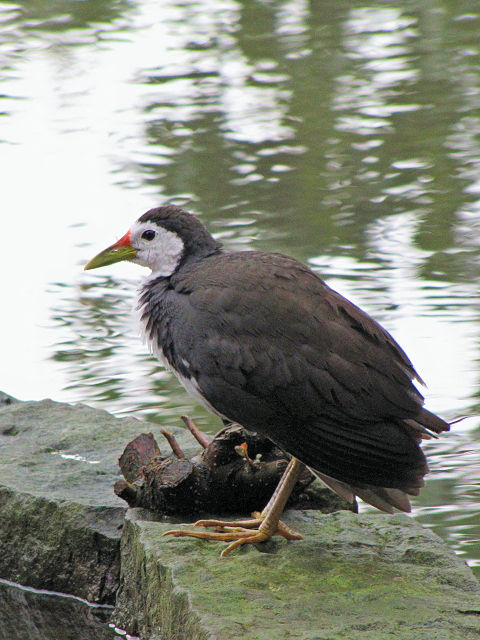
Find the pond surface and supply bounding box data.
[1,0,479,596]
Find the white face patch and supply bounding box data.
[129,220,184,276]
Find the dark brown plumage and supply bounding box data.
[85,204,451,556]
[134,207,449,514]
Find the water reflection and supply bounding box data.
[409,424,480,572]
[1,0,479,580]
[50,276,217,430]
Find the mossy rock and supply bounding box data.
[0,397,198,603]
[114,509,480,640]
[0,578,113,640]
[2,394,479,638]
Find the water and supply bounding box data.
[1,0,479,609]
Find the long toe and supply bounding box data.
[161,515,303,556]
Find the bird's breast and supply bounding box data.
[136,295,172,371]
[135,284,225,419]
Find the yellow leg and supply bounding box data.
[162,457,305,557]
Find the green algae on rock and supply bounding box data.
[1,393,479,639]
[0,395,352,606]
[0,396,198,602]
[114,509,480,640]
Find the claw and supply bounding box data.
[162,457,305,557]
[162,511,303,556]
[190,516,264,529]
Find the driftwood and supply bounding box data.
[114,419,356,516]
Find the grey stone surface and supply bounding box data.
[114,509,480,640]
[1,393,479,639]
[0,578,114,640]
[0,398,198,506]
[0,396,198,603]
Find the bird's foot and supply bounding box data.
[162,511,303,557]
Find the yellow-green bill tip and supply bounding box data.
[84,244,137,270]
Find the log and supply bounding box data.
[114,421,357,516]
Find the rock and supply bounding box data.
[1,393,479,639]
[0,397,198,603]
[0,578,114,640]
[0,487,121,603]
[113,508,480,640]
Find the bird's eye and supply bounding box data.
[141,229,156,241]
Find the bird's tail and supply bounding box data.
[310,410,451,513]
[402,407,450,441]
[311,469,416,513]
[272,406,453,513]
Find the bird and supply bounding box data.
[85,204,450,556]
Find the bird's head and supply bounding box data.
[84,205,221,276]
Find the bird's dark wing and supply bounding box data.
[169,251,423,423]
[162,251,447,491]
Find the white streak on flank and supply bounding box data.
[175,370,223,417]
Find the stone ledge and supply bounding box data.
[113,508,480,640]
[0,394,198,604]
[1,392,479,638]
[0,486,123,603]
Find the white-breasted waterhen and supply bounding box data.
[85,205,449,556]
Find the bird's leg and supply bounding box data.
[162,457,305,557]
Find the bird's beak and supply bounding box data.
[84,231,137,270]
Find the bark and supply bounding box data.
[114,422,346,516]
